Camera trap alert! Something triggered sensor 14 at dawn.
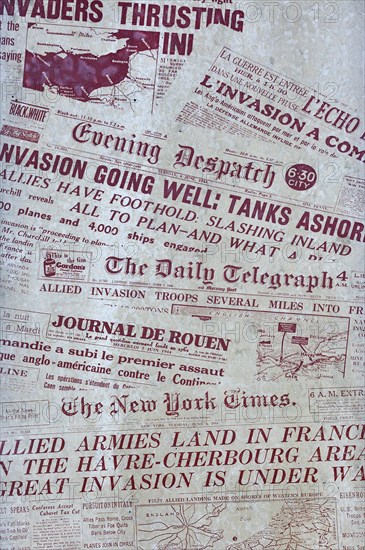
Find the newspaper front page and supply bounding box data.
[0,0,364,549]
